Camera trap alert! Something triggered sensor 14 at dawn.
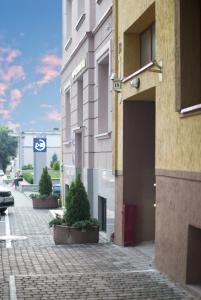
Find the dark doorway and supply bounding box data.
[98,196,107,232]
[186,225,201,285]
[123,99,155,244]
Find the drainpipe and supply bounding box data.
[112,0,118,174]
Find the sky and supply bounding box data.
[0,0,62,132]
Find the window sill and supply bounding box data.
[95,132,111,140]
[180,103,201,118]
[64,37,72,52]
[72,126,84,133]
[122,62,154,83]
[75,13,86,31]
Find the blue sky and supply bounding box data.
[0,0,62,131]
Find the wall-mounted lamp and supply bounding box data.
[130,77,140,89]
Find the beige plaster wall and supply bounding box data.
[115,0,201,173]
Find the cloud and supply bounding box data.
[7,120,20,130]
[0,108,10,119]
[0,47,21,63]
[10,88,22,110]
[41,54,62,66]
[1,65,25,82]
[0,98,6,107]
[47,110,61,121]
[36,54,61,87]
[37,66,59,86]
[0,82,8,96]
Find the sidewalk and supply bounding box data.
[0,188,196,299]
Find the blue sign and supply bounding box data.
[33,138,47,152]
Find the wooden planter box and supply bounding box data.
[53,224,99,245]
[32,197,58,209]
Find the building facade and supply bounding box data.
[17,130,61,169]
[113,0,201,295]
[61,0,115,239]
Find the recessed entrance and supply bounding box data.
[186,225,201,285]
[123,95,155,244]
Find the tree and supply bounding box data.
[0,127,18,172]
[39,167,52,196]
[64,174,90,225]
[53,161,60,170]
[50,153,58,168]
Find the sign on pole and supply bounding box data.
[33,137,47,184]
[33,138,47,152]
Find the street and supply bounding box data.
[0,186,195,299]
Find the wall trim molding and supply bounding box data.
[156,169,201,182]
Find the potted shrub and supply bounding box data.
[49,174,99,244]
[31,167,58,209]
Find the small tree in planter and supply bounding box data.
[49,174,99,244]
[31,167,58,209]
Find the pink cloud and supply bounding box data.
[1,65,25,82]
[6,49,21,63]
[0,47,21,63]
[47,110,61,121]
[0,108,11,120]
[0,82,8,96]
[36,54,61,87]
[37,66,59,86]
[7,121,20,130]
[10,89,22,110]
[41,54,62,66]
[0,98,6,104]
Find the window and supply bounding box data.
[65,90,71,141]
[98,55,109,134]
[140,23,155,67]
[66,0,72,40]
[77,78,83,126]
[123,3,155,77]
[176,0,201,111]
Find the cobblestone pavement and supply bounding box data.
[0,187,195,299]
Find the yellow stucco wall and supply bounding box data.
[114,0,201,173]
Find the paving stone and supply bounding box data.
[14,272,194,300]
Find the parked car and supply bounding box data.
[52,183,61,197]
[0,186,14,213]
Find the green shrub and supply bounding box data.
[64,174,90,226]
[22,164,33,170]
[23,172,33,184]
[49,214,63,227]
[53,161,60,170]
[73,218,99,229]
[50,153,58,168]
[39,167,52,196]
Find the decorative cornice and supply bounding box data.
[61,31,92,75]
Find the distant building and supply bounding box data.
[17,130,61,169]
